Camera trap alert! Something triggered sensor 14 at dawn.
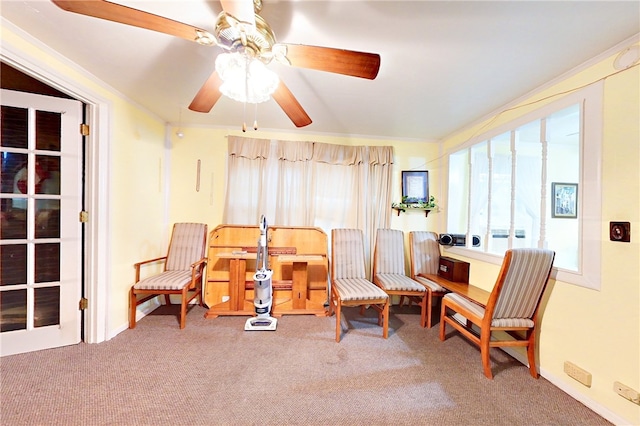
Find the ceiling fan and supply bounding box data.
[51,0,381,128]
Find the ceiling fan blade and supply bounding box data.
[220,0,256,29]
[280,44,381,80]
[271,81,312,128]
[189,71,224,113]
[51,1,216,45]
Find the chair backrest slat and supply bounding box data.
[332,229,367,280]
[493,248,555,320]
[409,231,440,276]
[374,229,406,275]
[166,223,207,271]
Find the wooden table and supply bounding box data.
[205,252,327,318]
[278,255,325,314]
[420,273,490,307]
[204,225,329,317]
[205,252,256,318]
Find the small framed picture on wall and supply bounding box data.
[551,182,578,218]
[402,171,429,204]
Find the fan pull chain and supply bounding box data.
[254,103,258,130]
[242,54,250,132]
[242,100,247,132]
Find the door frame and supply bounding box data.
[2,23,111,344]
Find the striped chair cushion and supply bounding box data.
[410,231,441,276]
[332,229,367,279]
[134,270,193,291]
[165,223,207,271]
[334,278,389,302]
[493,248,555,321]
[374,229,406,275]
[444,293,534,328]
[414,275,446,292]
[376,273,426,293]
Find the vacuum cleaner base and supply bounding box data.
[244,316,278,331]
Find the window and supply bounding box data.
[446,83,603,289]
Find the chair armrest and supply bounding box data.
[190,257,207,270]
[134,256,167,283]
[189,257,208,283]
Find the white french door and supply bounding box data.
[0,89,83,356]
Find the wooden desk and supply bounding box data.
[420,274,490,307]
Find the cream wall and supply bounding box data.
[107,102,166,331]
[439,46,640,425]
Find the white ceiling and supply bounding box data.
[2,1,639,141]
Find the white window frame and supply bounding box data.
[444,82,603,290]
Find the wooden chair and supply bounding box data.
[409,231,448,328]
[129,223,208,329]
[330,229,389,342]
[372,228,428,328]
[439,248,555,379]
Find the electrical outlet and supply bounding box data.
[614,381,640,405]
[564,361,592,387]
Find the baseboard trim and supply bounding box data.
[501,347,629,425]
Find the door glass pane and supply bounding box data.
[0,244,27,285]
[1,198,28,239]
[0,289,27,332]
[2,151,28,197]
[35,243,60,283]
[35,110,61,151]
[35,200,60,239]
[35,155,61,195]
[34,286,60,327]
[1,106,28,149]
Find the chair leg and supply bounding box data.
[425,290,433,328]
[439,302,447,341]
[480,329,493,379]
[197,283,203,307]
[179,288,188,329]
[527,330,539,378]
[129,287,137,329]
[335,302,342,342]
[381,300,389,339]
[419,293,428,328]
[164,294,171,305]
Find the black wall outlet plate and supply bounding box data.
[609,221,631,242]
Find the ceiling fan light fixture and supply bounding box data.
[216,52,279,104]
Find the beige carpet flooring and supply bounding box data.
[0,304,610,425]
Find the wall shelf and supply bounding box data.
[392,206,432,217]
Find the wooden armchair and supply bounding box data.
[373,228,428,327]
[129,223,208,329]
[439,248,555,379]
[330,229,389,342]
[409,231,448,328]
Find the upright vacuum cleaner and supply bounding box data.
[244,215,278,331]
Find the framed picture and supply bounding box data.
[552,182,578,218]
[402,171,429,204]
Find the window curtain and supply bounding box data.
[223,136,393,275]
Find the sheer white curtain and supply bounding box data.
[223,136,393,273]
